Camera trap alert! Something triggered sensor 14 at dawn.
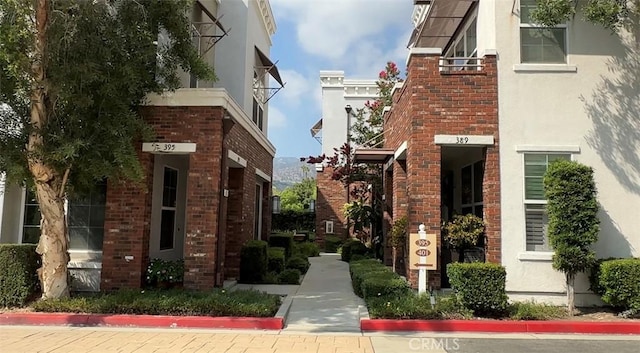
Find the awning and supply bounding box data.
[192,0,229,55]
[353,148,395,164]
[410,0,476,50]
[254,46,285,103]
[310,118,322,144]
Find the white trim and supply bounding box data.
[513,64,577,73]
[142,142,196,154]
[145,88,276,157]
[391,82,404,97]
[68,261,103,269]
[255,168,271,182]
[516,145,580,153]
[228,149,248,168]
[325,221,334,234]
[384,157,394,172]
[406,47,442,66]
[315,163,324,172]
[434,135,494,146]
[18,186,26,243]
[383,106,391,114]
[517,251,553,261]
[479,49,498,57]
[394,141,408,160]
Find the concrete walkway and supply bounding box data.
[283,253,366,333]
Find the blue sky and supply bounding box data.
[267,0,415,158]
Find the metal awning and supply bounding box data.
[409,0,476,49]
[254,46,285,103]
[192,0,229,56]
[310,118,322,144]
[353,148,395,164]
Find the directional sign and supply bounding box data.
[409,232,437,270]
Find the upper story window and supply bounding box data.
[520,0,567,64]
[253,46,284,132]
[252,71,265,131]
[443,14,478,71]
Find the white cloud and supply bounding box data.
[274,69,311,107]
[271,0,413,62]
[268,105,287,130]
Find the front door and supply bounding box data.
[150,155,188,260]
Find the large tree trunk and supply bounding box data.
[28,0,70,299]
[567,274,576,316]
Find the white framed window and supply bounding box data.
[160,167,178,251]
[519,0,567,64]
[443,15,478,71]
[325,221,334,234]
[523,153,571,251]
[460,160,483,218]
[252,71,265,131]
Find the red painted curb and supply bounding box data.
[361,319,640,334]
[0,313,283,330]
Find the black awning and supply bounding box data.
[255,46,284,86]
[413,0,476,49]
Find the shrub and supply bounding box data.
[286,256,310,274]
[263,271,279,284]
[588,257,620,296]
[268,234,294,259]
[597,258,640,311]
[239,240,268,283]
[341,239,368,262]
[360,271,410,301]
[272,210,315,231]
[367,294,472,320]
[324,236,342,253]
[278,269,301,284]
[447,262,508,317]
[267,247,285,274]
[298,242,320,258]
[350,260,388,298]
[349,254,369,262]
[443,214,485,262]
[145,258,184,286]
[32,288,281,317]
[0,244,41,307]
[509,301,567,320]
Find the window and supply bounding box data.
[160,167,178,250]
[520,0,567,64]
[252,72,265,131]
[22,181,107,251]
[325,221,334,234]
[444,17,478,70]
[461,160,484,218]
[524,153,570,251]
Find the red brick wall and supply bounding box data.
[315,167,348,247]
[383,53,500,288]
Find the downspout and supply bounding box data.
[215,116,235,287]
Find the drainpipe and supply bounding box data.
[215,116,235,287]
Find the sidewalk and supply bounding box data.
[283,253,366,333]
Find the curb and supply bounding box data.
[0,312,283,330]
[360,319,640,334]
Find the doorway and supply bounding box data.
[149,155,188,260]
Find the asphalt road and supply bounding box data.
[449,338,639,353]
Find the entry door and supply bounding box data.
[254,183,262,240]
[150,155,188,260]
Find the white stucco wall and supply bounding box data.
[319,71,378,157]
[0,182,23,244]
[494,4,640,303]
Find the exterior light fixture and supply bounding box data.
[309,199,315,213]
[272,195,281,214]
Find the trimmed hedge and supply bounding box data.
[324,236,342,253]
[297,242,320,258]
[341,239,368,262]
[286,256,310,274]
[597,258,640,311]
[447,262,508,317]
[239,240,268,283]
[349,259,409,300]
[267,247,285,274]
[272,210,315,231]
[278,269,301,284]
[268,234,294,259]
[350,259,387,298]
[0,244,41,307]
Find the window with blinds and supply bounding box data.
[524,153,570,251]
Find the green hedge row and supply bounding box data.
[324,236,342,253]
[447,262,508,317]
[341,239,369,262]
[272,210,315,232]
[286,256,310,275]
[349,259,409,301]
[239,240,268,283]
[267,247,285,274]
[0,244,41,307]
[268,234,294,259]
[590,258,640,311]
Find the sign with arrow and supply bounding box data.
[409,231,437,270]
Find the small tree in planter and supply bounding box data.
[544,160,599,315]
[388,216,408,273]
[443,214,485,263]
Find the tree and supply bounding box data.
[531,0,638,31]
[389,216,407,273]
[443,214,485,263]
[279,177,316,212]
[543,160,600,314]
[0,0,214,299]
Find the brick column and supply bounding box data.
[315,167,348,247]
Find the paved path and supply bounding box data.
[284,253,366,333]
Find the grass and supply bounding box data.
[31,288,281,317]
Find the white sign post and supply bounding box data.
[418,224,427,295]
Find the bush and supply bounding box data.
[286,256,310,274]
[0,244,41,307]
[145,258,184,286]
[268,234,294,259]
[367,294,472,320]
[597,258,640,311]
[272,210,315,231]
[297,242,320,258]
[32,288,281,317]
[239,240,268,283]
[360,271,410,301]
[508,301,567,320]
[447,262,508,317]
[341,239,368,262]
[263,271,279,284]
[350,261,388,298]
[349,254,370,262]
[267,247,285,274]
[588,257,620,296]
[324,236,342,253]
[278,269,301,284]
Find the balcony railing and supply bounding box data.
[439,57,484,73]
